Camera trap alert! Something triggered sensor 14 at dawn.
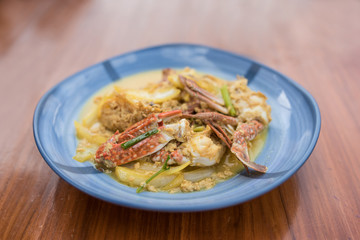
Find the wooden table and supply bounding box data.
[1,0,359,239]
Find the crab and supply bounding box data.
[151,125,226,167]
[179,75,268,173]
[95,110,186,169]
[95,110,226,169]
[95,74,268,173]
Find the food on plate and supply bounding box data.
[73,68,271,193]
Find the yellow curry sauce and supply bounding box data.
[74,69,269,193]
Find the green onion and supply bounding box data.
[221,85,236,116]
[193,126,205,132]
[136,155,171,193]
[121,128,159,149]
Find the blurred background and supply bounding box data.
[1,0,359,86]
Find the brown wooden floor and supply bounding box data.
[1,0,360,239]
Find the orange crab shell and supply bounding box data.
[231,120,267,173]
[95,110,182,167]
[96,131,167,166]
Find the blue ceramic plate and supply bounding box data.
[33,44,320,212]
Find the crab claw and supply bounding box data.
[231,120,267,173]
[181,110,267,173]
[179,76,229,114]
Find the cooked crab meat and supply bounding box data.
[151,125,226,167]
[179,128,226,167]
[242,105,270,125]
[188,135,225,166]
[162,118,191,142]
[228,78,271,125]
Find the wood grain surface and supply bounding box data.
[1,0,360,239]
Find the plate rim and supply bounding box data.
[33,43,321,212]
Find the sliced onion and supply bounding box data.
[115,166,177,188]
[138,162,162,172]
[183,168,215,182]
[73,146,97,162]
[149,174,177,188]
[163,161,191,175]
[162,174,184,190]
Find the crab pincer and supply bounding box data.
[231,120,268,173]
[188,112,268,173]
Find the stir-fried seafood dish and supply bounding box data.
[73,68,271,193]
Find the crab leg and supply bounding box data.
[179,76,229,114]
[231,120,267,173]
[182,112,238,126]
[206,120,232,149]
[186,111,267,173]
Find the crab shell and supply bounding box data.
[95,112,188,168]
